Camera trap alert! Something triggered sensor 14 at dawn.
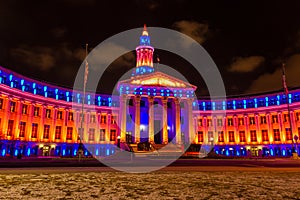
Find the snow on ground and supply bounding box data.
[0,171,299,199]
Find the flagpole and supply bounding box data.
[282,63,295,153]
[78,44,88,161]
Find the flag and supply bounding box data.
[282,63,288,95]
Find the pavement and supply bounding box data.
[1,156,300,170]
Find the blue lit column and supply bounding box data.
[175,98,181,144]
[134,95,141,143]
[148,96,154,143]
[162,97,168,144]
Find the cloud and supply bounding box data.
[10,45,55,71]
[173,20,210,45]
[228,56,265,73]
[51,27,67,38]
[88,42,134,72]
[246,54,300,94]
[10,44,88,71]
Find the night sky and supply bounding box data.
[1,0,300,97]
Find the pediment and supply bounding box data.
[119,71,196,90]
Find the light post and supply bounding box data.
[117,135,121,148]
[210,137,214,147]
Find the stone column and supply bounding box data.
[62,109,68,143]
[39,105,46,142]
[26,102,34,141]
[233,115,238,144]
[119,95,127,142]
[14,99,23,139]
[148,96,154,143]
[134,95,141,143]
[51,107,58,142]
[244,115,250,143]
[162,97,168,144]
[174,98,181,144]
[255,114,260,143]
[187,98,195,144]
[266,113,272,142]
[2,96,10,139]
[278,112,285,142]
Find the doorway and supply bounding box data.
[154,120,162,144]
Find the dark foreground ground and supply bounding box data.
[1,156,300,168]
[1,158,300,199]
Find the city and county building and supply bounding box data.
[0,25,299,158]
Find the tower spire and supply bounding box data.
[131,24,155,77]
[142,24,148,36]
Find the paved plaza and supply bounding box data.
[0,161,300,199]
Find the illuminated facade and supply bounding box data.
[0,25,300,158]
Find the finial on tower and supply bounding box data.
[142,24,148,36]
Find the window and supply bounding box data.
[110,129,116,141]
[286,128,292,141]
[260,116,267,124]
[90,114,96,123]
[197,131,203,142]
[197,119,202,127]
[273,129,281,141]
[57,111,63,120]
[272,115,278,123]
[55,126,62,140]
[19,121,26,137]
[207,119,212,127]
[100,129,105,141]
[296,112,300,121]
[0,98,3,109]
[111,115,117,124]
[218,131,224,142]
[228,131,235,142]
[34,106,39,116]
[22,104,28,114]
[100,115,106,124]
[262,130,269,142]
[10,101,16,112]
[250,130,257,142]
[238,117,244,126]
[31,123,38,138]
[228,118,233,126]
[283,114,290,123]
[43,125,50,139]
[68,112,74,121]
[217,119,223,126]
[66,127,73,140]
[249,117,255,125]
[7,120,14,136]
[45,109,51,118]
[239,131,246,142]
[88,128,95,141]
